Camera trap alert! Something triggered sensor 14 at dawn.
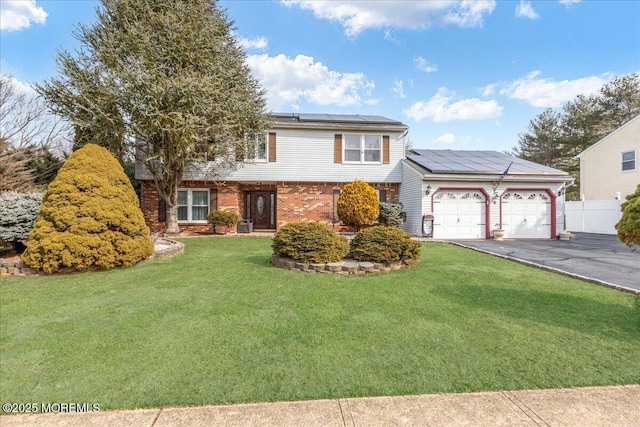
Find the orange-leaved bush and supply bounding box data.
[337,180,379,230]
[22,144,154,273]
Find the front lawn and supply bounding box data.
[1,237,638,411]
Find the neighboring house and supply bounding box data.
[400,150,573,239]
[576,115,640,201]
[136,113,409,233]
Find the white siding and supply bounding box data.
[399,161,426,235]
[401,174,567,238]
[138,128,405,183]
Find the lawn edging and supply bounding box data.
[271,254,418,274]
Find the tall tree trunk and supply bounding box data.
[163,180,180,235]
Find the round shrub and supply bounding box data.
[350,226,421,264]
[21,144,154,273]
[337,180,379,230]
[272,222,349,263]
[207,210,239,233]
[0,191,43,252]
[616,184,640,250]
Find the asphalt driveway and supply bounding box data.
[456,233,640,293]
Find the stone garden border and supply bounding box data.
[0,238,184,277]
[271,254,418,275]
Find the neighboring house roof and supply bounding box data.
[407,149,569,176]
[271,113,408,132]
[575,115,640,159]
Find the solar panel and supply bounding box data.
[409,150,567,175]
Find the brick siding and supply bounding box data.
[140,180,399,233]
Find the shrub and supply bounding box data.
[378,201,404,226]
[350,226,421,264]
[21,144,154,273]
[337,180,379,230]
[0,192,43,252]
[207,210,239,233]
[616,184,640,250]
[272,222,349,263]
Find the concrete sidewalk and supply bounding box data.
[2,385,638,426]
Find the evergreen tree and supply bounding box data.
[337,180,380,230]
[22,144,153,273]
[36,0,269,233]
[513,72,640,201]
[616,184,640,250]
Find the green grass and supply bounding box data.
[1,237,639,411]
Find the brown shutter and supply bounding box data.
[378,189,387,202]
[268,132,276,162]
[334,134,342,163]
[209,189,218,212]
[158,198,166,222]
[383,135,390,164]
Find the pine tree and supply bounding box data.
[36,0,269,233]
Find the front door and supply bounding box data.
[248,191,275,230]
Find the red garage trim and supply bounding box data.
[499,188,557,239]
[430,187,491,239]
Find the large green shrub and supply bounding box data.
[0,192,43,252]
[350,226,421,264]
[616,184,640,250]
[337,180,379,230]
[207,210,239,233]
[272,222,349,263]
[22,144,154,273]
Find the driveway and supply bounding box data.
[455,233,640,293]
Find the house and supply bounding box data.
[399,150,573,239]
[136,113,409,233]
[575,115,640,201]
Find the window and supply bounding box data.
[343,134,382,163]
[245,133,267,161]
[177,189,209,222]
[622,150,636,171]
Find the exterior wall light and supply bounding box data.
[425,185,432,195]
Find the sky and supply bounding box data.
[1,0,639,152]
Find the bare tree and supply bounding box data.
[0,75,70,192]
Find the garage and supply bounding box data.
[433,190,486,239]
[501,191,551,238]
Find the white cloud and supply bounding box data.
[433,133,456,143]
[1,73,36,95]
[281,1,495,36]
[515,1,539,19]
[414,56,438,73]
[404,87,503,122]
[559,0,581,5]
[391,79,406,98]
[499,71,606,107]
[443,0,497,28]
[479,83,497,97]
[246,53,375,110]
[0,0,47,32]
[238,36,268,51]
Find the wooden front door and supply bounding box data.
[248,191,275,230]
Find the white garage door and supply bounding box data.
[433,191,486,239]
[501,191,551,238]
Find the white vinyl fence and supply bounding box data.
[565,200,623,235]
